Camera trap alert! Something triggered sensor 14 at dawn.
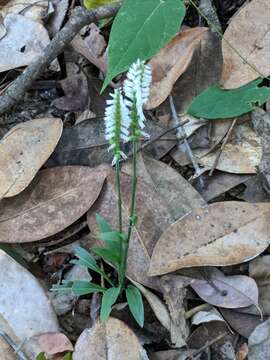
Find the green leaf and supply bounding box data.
[36,353,47,360]
[72,281,106,296]
[100,286,121,322]
[102,0,186,91]
[72,246,98,272]
[126,285,144,327]
[51,280,74,293]
[92,247,120,267]
[61,353,72,360]
[188,79,270,119]
[96,213,112,233]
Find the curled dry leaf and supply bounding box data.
[0,250,59,358]
[0,14,50,72]
[73,317,149,360]
[0,117,63,198]
[145,27,208,110]
[87,171,173,289]
[221,0,270,89]
[149,201,270,276]
[0,165,108,243]
[36,332,73,355]
[71,23,107,73]
[122,154,205,220]
[191,268,259,309]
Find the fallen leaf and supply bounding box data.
[191,308,224,325]
[0,165,108,243]
[149,201,270,276]
[36,332,73,355]
[0,315,20,360]
[52,74,89,111]
[49,118,176,167]
[221,0,270,89]
[71,23,107,73]
[0,0,49,23]
[0,250,59,358]
[87,172,173,288]
[0,14,50,73]
[220,308,261,338]
[248,318,270,360]
[73,317,149,360]
[191,268,259,309]
[236,343,248,360]
[46,0,69,37]
[145,27,208,110]
[150,350,192,360]
[239,175,270,203]
[195,124,262,174]
[122,154,205,220]
[0,117,62,198]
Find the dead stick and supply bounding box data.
[0,3,121,119]
[209,118,237,176]
[169,95,205,189]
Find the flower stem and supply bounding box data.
[115,159,123,233]
[119,140,137,290]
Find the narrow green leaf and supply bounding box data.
[72,281,106,296]
[61,353,72,360]
[102,0,186,91]
[126,285,144,327]
[73,246,98,271]
[96,213,112,233]
[36,353,47,360]
[100,286,121,322]
[51,281,73,293]
[92,247,120,267]
[97,231,122,244]
[188,79,270,119]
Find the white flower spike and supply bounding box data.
[124,59,152,138]
[104,89,131,165]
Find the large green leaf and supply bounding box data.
[100,286,121,322]
[188,79,270,119]
[102,0,186,90]
[126,285,144,327]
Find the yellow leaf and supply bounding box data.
[84,0,116,10]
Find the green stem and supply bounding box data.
[115,159,123,233]
[119,140,137,290]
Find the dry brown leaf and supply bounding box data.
[0,250,59,358]
[71,23,107,73]
[36,332,73,355]
[0,117,63,198]
[236,343,248,360]
[87,172,173,289]
[0,165,108,243]
[191,268,259,309]
[0,14,50,72]
[122,154,205,220]
[220,0,270,89]
[248,318,270,360]
[0,0,49,23]
[149,201,270,276]
[73,317,149,360]
[196,124,262,174]
[145,27,208,110]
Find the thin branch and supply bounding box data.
[0,331,29,360]
[169,95,205,189]
[0,3,121,119]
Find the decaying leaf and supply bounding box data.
[249,318,270,360]
[36,332,73,355]
[191,268,259,309]
[145,27,208,110]
[87,172,173,288]
[221,0,270,89]
[0,165,108,243]
[122,154,205,220]
[149,202,270,276]
[0,14,50,72]
[73,317,149,360]
[49,118,176,167]
[191,308,224,325]
[0,250,59,358]
[71,23,107,73]
[0,117,63,198]
[196,124,262,174]
[0,0,49,23]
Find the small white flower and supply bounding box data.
[124,59,152,135]
[104,89,131,165]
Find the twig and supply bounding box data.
[0,3,121,119]
[199,0,222,33]
[0,331,29,360]
[209,118,237,176]
[169,95,205,190]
